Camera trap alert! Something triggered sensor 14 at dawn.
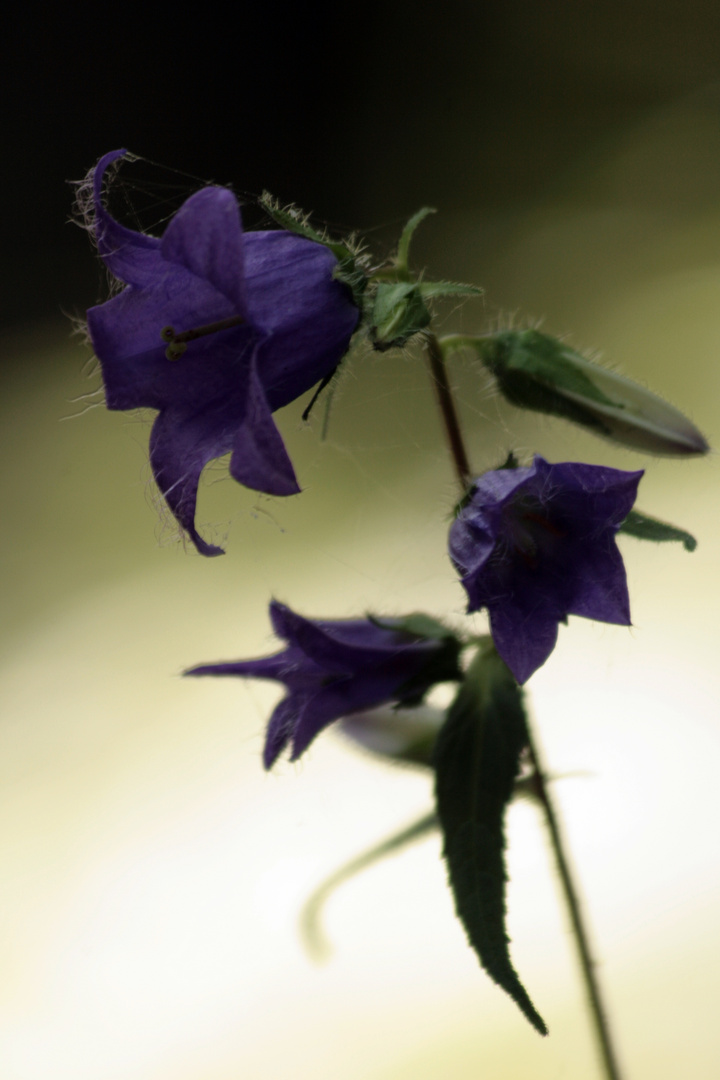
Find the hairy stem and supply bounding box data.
[424,330,624,1079]
[424,332,472,490]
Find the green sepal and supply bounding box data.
[395,207,436,278]
[259,193,367,308]
[618,509,697,551]
[433,646,547,1036]
[370,281,432,350]
[417,280,482,300]
[259,192,349,260]
[370,278,481,351]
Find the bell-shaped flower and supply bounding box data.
[449,456,643,683]
[184,600,462,767]
[82,150,360,555]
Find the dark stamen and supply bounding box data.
[161,315,245,359]
[302,368,337,422]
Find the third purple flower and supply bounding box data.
[185,601,462,768]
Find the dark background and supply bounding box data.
[6,0,720,340]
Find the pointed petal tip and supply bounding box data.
[190,534,226,557]
[182,664,217,677]
[262,739,283,770]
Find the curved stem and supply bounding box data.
[424,330,624,1079]
[300,812,439,960]
[526,725,624,1080]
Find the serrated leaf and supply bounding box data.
[618,508,697,551]
[434,648,547,1035]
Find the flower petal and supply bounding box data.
[229,357,300,496]
[243,232,360,408]
[564,540,631,624]
[540,459,644,534]
[90,150,165,288]
[161,187,247,313]
[149,407,237,556]
[89,293,254,410]
[288,673,419,762]
[268,600,438,673]
[489,603,560,684]
[263,696,302,769]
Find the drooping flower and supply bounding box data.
[449,456,643,683]
[184,600,462,768]
[82,150,360,556]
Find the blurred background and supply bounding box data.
[3,1,720,1076]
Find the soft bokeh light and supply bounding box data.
[2,96,720,1078]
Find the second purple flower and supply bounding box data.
[449,456,643,683]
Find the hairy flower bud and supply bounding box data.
[476,329,708,456]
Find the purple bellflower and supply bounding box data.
[185,600,462,768]
[449,456,643,684]
[82,150,360,555]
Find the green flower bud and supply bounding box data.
[473,329,708,456]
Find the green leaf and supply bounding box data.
[434,647,547,1035]
[618,509,697,551]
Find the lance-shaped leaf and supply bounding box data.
[458,329,708,456]
[434,646,547,1035]
[618,508,697,551]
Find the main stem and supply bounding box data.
[424,331,473,491]
[425,330,624,1080]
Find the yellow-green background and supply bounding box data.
[2,87,720,1079]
